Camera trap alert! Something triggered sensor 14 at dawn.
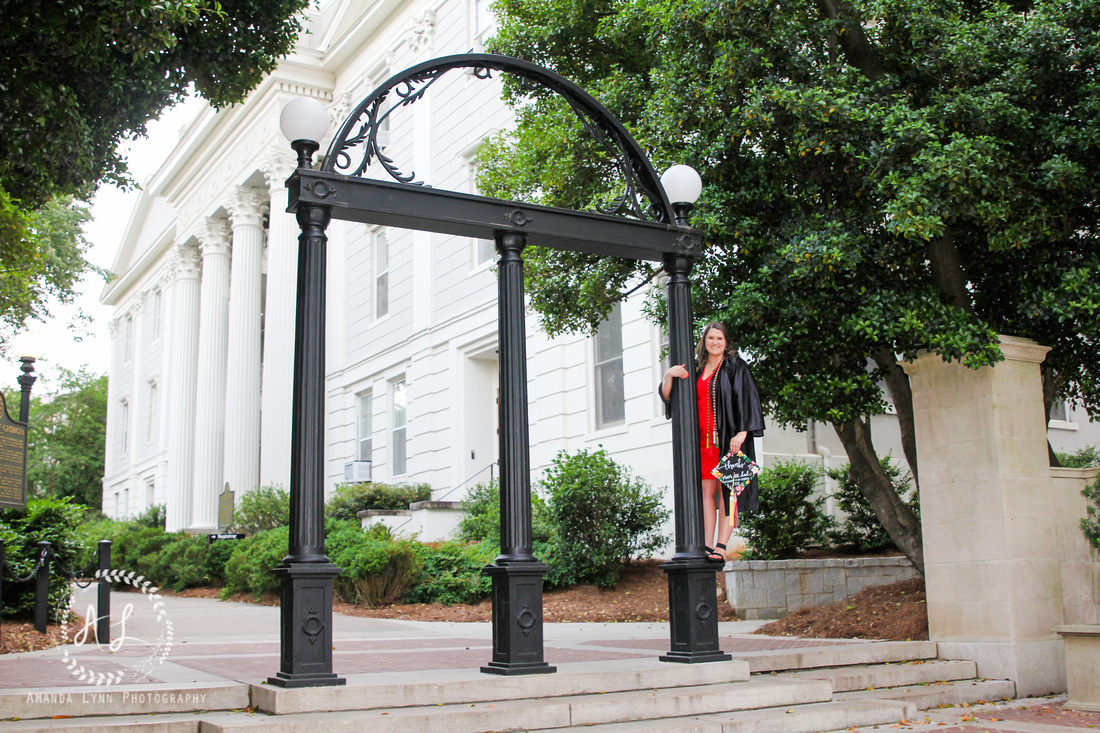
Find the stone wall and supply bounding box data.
[724,556,919,620]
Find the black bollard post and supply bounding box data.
[34,541,51,634]
[97,540,111,644]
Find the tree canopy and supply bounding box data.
[0,0,310,341]
[6,369,108,509]
[482,0,1100,573]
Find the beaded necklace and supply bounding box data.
[702,355,723,449]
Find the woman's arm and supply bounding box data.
[661,364,690,401]
[730,431,748,454]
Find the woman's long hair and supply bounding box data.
[694,321,739,372]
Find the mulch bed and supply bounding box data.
[755,576,928,640]
[0,621,71,654]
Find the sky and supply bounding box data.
[2,98,205,398]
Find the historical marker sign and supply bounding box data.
[0,392,28,510]
[218,483,235,531]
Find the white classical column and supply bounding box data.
[165,245,202,532]
[223,187,266,498]
[259,150,297,489]
[190,218,231,530]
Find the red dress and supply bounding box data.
[698,369,721,480]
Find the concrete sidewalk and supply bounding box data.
[0,588,1096,732]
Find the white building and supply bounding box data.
[100,0,1097,533]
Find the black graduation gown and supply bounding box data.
[660,356,766,515]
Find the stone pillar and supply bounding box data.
[165,244,202,532]
[223,187,266,499]
[190,218,231,531]
[902,335,1065,696]
[260,151,297,490]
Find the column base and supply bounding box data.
[660,560,732,664]
[936,639,1063,698]
[266,562,346,688]
[480,562,557,676]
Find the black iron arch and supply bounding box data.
[322,53,675,225]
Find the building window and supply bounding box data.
[120,399,130,457]
[147,382,158,442]
[375,229,389,318]
[144,476,155,508]
[468,160,494,264]
[392,378,407,475]
[473,0,496,45]
[358,391,373,462]
[124,315,133,363]
[377,114,391,151]
[594,303,626,428]
[1049,400,1068,422]
[152,289,162,341]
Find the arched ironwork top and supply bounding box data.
[323,53,675,225]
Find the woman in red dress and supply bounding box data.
[660,322,765,562]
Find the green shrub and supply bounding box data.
[326,520,423,605]
[204,537,237,586]
[325,482,432,521]
[230,484,290,535]
[0,497,84,619]
[457,478,553,546]
[1059,445,1100,469]
[740,460,833,560]
[132,504,166,529]
[538,447,670,588]
[1082,475,1100,553]
[222,526,289,598]
[404,540,495,605]
[149,534,210,591]
[826,456,919,553]
[110,525,177,581]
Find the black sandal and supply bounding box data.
[706,543,727,563]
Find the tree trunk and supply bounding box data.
[872,348,919,489]
[832,416,925,575]
[926,229,974,315]
[814,0,887,80]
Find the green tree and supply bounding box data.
[0,0,310,341]
[21,369,108,508]
[483,0,1100,575]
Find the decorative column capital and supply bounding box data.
[404,9,436,55]
[197,218,231,258]
[262,149,297,191]
[107,318,119,336]
[130,294,146,316]
[174,243,203,280]
[228,187,267,229]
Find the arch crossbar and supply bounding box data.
[322,53,675,225]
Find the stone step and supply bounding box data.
[779,658,978,692]
[527,699,917,733]
[834,677,1017,710]
[738,639,938,674]
[0,677,833,733]
[0,681,249,721]
[253,657,751,714]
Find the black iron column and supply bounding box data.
[97,540,111,644]
[481,230,555,676]
[34,541,51,633]
[17,357,36,423]
[660,252,731,664]
[267,175,345,688]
